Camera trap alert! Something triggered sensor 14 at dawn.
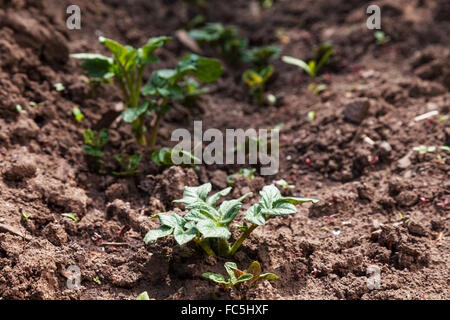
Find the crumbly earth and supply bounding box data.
[0,0,449,300]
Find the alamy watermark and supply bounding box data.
[170,121,279,175]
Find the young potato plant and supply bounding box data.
[72,37,223,147]
[203,261,278,290]
[227,168,256,186]
[282,43,333,92]
[242,45,281,105]
[112,154,142,176]
[140,54,223,147]
[83,128,109,158]
[144,183,318,257]
[242,65,274,105]
[152,147,199,168]
[188,23,248,64]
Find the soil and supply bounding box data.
[0,0,449,300]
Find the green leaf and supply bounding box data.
[277,196,319,205]
[202,272,229,285]
[72,107,84,123]
[99,36,129,64]
[224,262,239,282]
[219,199,245,225]
[139,36,171,64]
[184,208,212,223]
[259,184,282,209]
[206,187,232,206]
[177,54,224,83]
[122,101,149,123]
[261,201,297,216]
[187,202,220,221]
[236,273,253,284]
[136,291,150,300]
[61,213,78,222]
[78,56,114,80]
[173,226,198,245]
[158,213,185,229]
[282,56,311,73]
[245,204,266,226]
[259,273,279,281]
[83,145,103,157]
[173,183,212,205]
[196,220,231,239]
[143,225,174,243]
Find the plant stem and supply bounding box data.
[229,224,258,256]
[194,238,216,257]
[148,112,162,148]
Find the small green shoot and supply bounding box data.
[137,291,151,300]
[152,148,200,167]
[62,213,78,222]
[227,168,256,186]
[16,104,25,114]
[188,23,247,63]
[113,154,142,176]
[20,209,31,222]
[72,107,84,123]
[374,31,390,45]
[54,83,65,92]
[83,129,109,157]
[308,110,316,122]
[242,65,274,105]
[275,179,294,189]
[282,43,333,82]
[93,276,101,285]
[202,261,278,290]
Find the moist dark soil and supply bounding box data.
[0,0,449,300]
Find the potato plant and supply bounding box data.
[152,147,199,167]
[72,37,223,147]
[282,43,333,88]
[203,261,278,290]
[144,183,318,257]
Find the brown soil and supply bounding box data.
[0,0,449,300]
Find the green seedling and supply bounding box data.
[144,183,318,257]
[54,83,65,92]
[282,43,333,83]
[137,291,151,300]
[72,107,84,123]
[181,77,209,107]
[29,101,44,107]
[112,154,141,176]
[307,110,316,122]
[227,168,256,186]
[275,179,294,189]
[243,65,274,105]
[62,213,78,222]
[242,45,280,69]
[93,276,101,285]
[16,104,25,114]
[374,31,390,45]
[83,128,109,157]
[20,209,31,222]
[139,53,223,147]
[188,23,248,63]
[152,147,200,167]
[203,261,278,290]
[73,37,222,147]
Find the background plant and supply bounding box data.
[282,43,333,89]
[72,37,223,147]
